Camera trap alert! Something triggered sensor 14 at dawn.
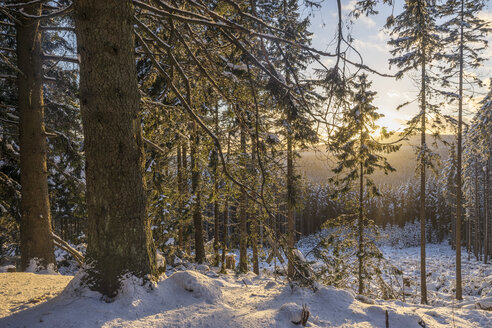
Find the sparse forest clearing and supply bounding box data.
[0,0,490,327]
[1,242,491,327]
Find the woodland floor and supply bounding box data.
[0,242,491,327]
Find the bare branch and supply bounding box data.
[42,53,79,64]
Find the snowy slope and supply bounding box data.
[0,268,490,328]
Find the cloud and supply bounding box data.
[342,0,357,11]
[371,30,389,42]
[477,10,492,22]
[357,15,376,27]
[352,38,389,53]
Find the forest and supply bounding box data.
[0,0,491,327]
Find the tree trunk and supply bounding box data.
[17,2,56,271]
[358,91,365,295]
[74,0,156,298]
[177,142,184,250]
[358,155,364,294]
[190,122,205,263]
[220,197,229,272]
[455,0,464,300]
[420,51,428,305]
[251,136,259,275]
[182,142,190,255]
[474,162,480,260]
[287,118,295,278]
[484,165,488,264]
[213,105,220,266]
[238,123,248,273]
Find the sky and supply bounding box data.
[304,0,492,133]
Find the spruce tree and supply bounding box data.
[330,74,398,294]
[271,0,317,278]
[386,0,441,304]
[438,0,491,300]
[73,0,157,298]
[15,1,56,271]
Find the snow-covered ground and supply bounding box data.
[0,272,72,318]
[0,267,491,328]
[0,240,491,327]
[297,232,492,307]
[380,244,492,306]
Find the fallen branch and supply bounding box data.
[52,232,84,266]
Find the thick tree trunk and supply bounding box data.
[191,122,205,263]
[74,0,156,298]
[420,54,428,305]
[238,123,248,272]
[17,2,56,271]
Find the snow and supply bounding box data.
[298,231,492,307]
[0,231,491,328]
[380,243,492,306]
[1,264,491,327]
[0,273,72,318]
[25,258,58,275]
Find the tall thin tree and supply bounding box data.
[438,0,490,300]
[387,0,441,304]
[330,74,398,294]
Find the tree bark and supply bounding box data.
[484,165,488,264]
[220,197,229,272]
[358,93,365,295]
[74,0,156,298]
[455,0,464,300]
[182,142,190,255]
[191,121,205,263]
[358,150,364,294]
[251,136,259,275]
[287,117,295,278]
[213,105,220,266]
[474,163,480,260]
[17,2,56,271]
[177,142,184,250]
[238,123,248,273]
[420,48,428,305]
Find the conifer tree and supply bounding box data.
[330,74,398,294]
[271,0,317,278]
[15,1,56,271]
[74,0,157,298]
[386,0,441,304]
[464,81,492,263]
[438,0,490,300]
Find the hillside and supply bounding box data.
[298,134,455,185]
